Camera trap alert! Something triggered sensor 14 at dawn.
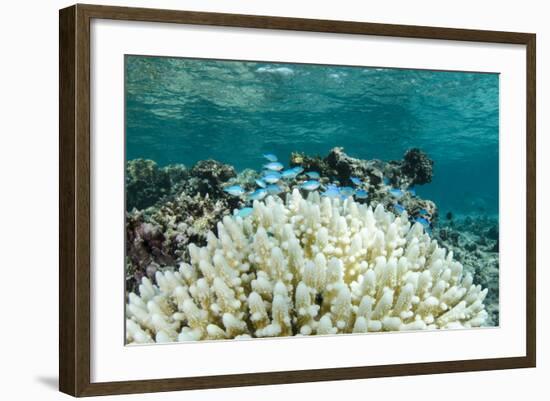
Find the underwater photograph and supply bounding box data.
[124,55,499,344]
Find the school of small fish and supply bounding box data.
[223,153,433,235]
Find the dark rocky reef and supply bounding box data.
[290,147,433,188]
[126,159,176,211]
[399,148,434,185]
[126,158,237,212]
[126,215,171,293]
[290,147,385,186]
[126,192,231,293]
[290,147,437,222]
[187,159,237,196]
[435,216,499,325]
[324,147,386,186]
[381,149,433,189]
[125,158,238,292]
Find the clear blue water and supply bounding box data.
[125,56,499,216]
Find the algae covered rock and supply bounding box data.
[126,159,190,211]
[434,216,499,325]
[125,191,232,293]
[290,151,336,177]
[291,147,434,191]
[325,147,385,186]
[126,159,173,211]
[189,159,236,196]
[401,148,434,185]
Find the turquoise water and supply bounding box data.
[125,56,499,216]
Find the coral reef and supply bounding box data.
[291,147,438,221]
[125,149,440,294]
[126,158,237,211]
[187,159,237,197]
[325,147,386,185]
[126,190,488,343]
[125,159,241,292]
[125,216,170,292]
[126,192,232,293]
[399,148,434,186]
[435,215,499,325]
[291,147,433,188]
[290,151,334,177]
[126,159,175,211]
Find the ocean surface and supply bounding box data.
[125,55,499,217]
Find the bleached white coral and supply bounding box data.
[126,189,488,344]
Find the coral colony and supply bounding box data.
[125,148,497,344]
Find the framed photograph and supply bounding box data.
[59,4,536,397]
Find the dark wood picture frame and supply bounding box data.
[59,3,536,397]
